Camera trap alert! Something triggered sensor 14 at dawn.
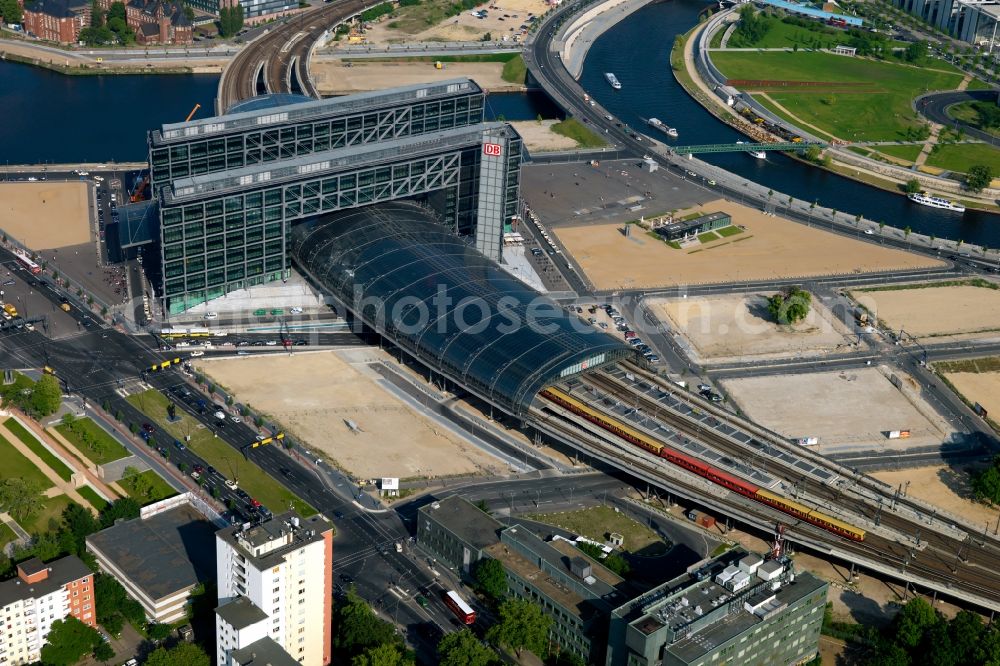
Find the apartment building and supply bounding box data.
[215,512,333,666]
[0,557,95,666]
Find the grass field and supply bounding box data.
[119,470,177,506]
[926,142,1000,173]
[0,522,17,550]
[935,356,1000,374]
[527,505,666,554]
[966,77,995,91]
[0,428,56,489]
[716,225,744,237]
[55,417,129,466]
[501,54,526,84]
[4,419,74,482]
[21,494,74,535]
[76,485,109,511]
[946,101,1000,139]
[727,20,838,49]
[874,143,924,162]
[551,118,606,148]
[712,51,963,141]
[383,0,461,34]
[698,231,720,243]
[127,390,316,517]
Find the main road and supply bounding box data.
[217,0,369,113]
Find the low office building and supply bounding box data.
[606,549,828,666]
[20,0,90,43]
[417,495,504,574]
[216,511,334,666]
[656,212,732,242]
[86,498,218,623]
[0,556,95,666]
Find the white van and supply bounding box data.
[203,312,218,320]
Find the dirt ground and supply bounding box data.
[510,120,580,152]
[720,368,951,452]
[650,293,856,364]
[853,283,1000,338]
[195,350,506,479]
[871,465,998,531]
[552,199,944,290]
[944,371,1000,420]
[362,0,548,44]
[0,182,90,251]
[311,59,510,95]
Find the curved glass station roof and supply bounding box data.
[291,202,635,414]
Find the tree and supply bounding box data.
[332,589,399,654]
[972,458,1000,503]
[99,497,140,528]
[904,178,922,194]
[147,622,173,641]
[892,597,938,649]
[107,0,126,21]
[352,643,414,666]
[965,164,993,192]
[0,478,45,523]
[473,558,508,601]
[144,643,211,666]
[905,40,927,62]
[1,0,23,24]
[486,598,552,658]
[39,617,102,666]
[548,651,587,666]
[31,373,63,416]
[62,502,99,555]
[766,286,811,325]
[603,552,631,577]
[438,629,498,666]
[93,641,115,663]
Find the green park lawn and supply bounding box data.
[874,144,925,162]
[716,225,744,238]
[119,470,177,506]
[20,494,74,535]
[76,485,109,511]
[965,77,995,91]
[712,51,963,142]
[126,390,316,517]
[925,142,1000,174]
[0,523,17,550]
[551,118,607,148]
[3,419,74,482]
[698,231,720,243]
[0,429,55,490]
[501,55,527,85]
[727,20,839,49]
[55,417,130,466]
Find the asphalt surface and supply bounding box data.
[916,89,1000,146]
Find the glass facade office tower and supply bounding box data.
[146,80,521,313]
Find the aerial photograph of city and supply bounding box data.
[2,0,1000,662]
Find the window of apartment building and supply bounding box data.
[298,627,305,634]
[273,587,280,593]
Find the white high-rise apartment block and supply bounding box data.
[0,557,95,666]
[215,512,333,666]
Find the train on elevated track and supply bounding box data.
[539,386,866,542]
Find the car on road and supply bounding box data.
[225,479,238,490]
[141,423,155,434]
[416,595,429,608]
[2,279,14,286]
[214,410,226,420]
[230,415,241,423]
[864,229,874,235]
[339,573,354,583]
[173,440,185,451]
[203,312,218,320]
[190,471,200,480]
[697,384,711,392]
[193,465,204,474]
[265,340,278,346]
[290,306,303,314]
[686,170,697,177]
[190,350,204,357]
[333,511,344,519]
[708,179,717,185]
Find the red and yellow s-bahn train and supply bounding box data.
[540,387,866,542]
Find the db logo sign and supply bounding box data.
[483,142,503,157]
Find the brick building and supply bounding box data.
[20,0,90,43]
[0,556,96,666]
[97,0,192,44]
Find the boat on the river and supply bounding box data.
[907,192,965,212]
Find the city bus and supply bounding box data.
[443,590,476,625]
[13,249,41,275]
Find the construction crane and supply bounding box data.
[130,103,202,203]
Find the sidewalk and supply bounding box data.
[0,417,95,512]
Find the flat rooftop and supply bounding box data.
[216,595,269,631]
[0,556,91,609]
[85,503,217,601]
[230,636,301,666]
[217,511,331,571]
[164,123,505,203]
[419,496,502,551]
[152,78,483,145]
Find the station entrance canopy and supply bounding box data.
[291,201,635,415]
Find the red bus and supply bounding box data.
[443,590,476,624]
[13,250,41,275]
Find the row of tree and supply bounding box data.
[0,372,62,419]
[79,0,135,46]
[0,0,22,24]
[870,597,1000,665]
[219,4,244,38]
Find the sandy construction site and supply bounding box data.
[721,367,953,452]
[196,351,505,479]
[943,371,1000,421]
[872,466,998,528]
[363,0,548,43]
[0,182,91,251]
[852,283,1000,339]
[650,293,856,364]
[553,200,943,290]
[311,59,511,95]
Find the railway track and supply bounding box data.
[541,368,1000,608]
[218,0,368,112]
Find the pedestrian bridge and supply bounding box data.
[673,141,826,155]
